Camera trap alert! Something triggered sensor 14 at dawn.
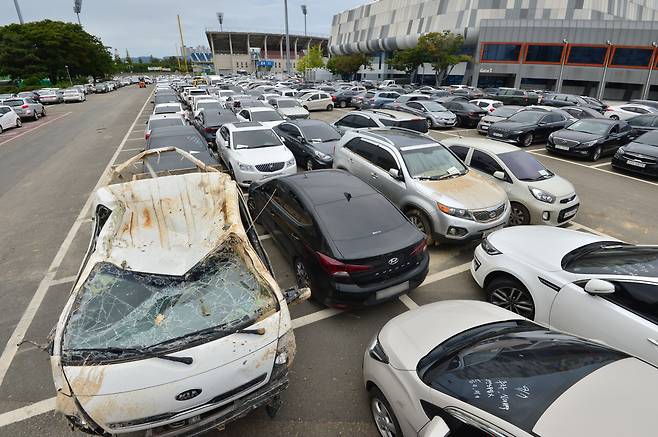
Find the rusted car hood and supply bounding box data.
[417,171,507,209]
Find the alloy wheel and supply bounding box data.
[522,133,533,147]
[16,118,22,128]
[610,115,619,120]
[408,215,426,234]
[340,101,347,108]
[306,159,313,171]
[371,398,397,437]
[591,146,602,161]
[295,260,310,288]
[426,118,432,129]
[490,286,535,319]
[509,204,529,226]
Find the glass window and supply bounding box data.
[449,145,469,161]
[566,119,610,135]
[300,124,341,142]
[336,115,358,127]
[273,189,311,225]
[481,43,522,62]
[353,115,378,128]
[607,282,658,324]
[470,150,504,176]
[567,46,607,65]
[652,118,658,127]
[498,151,553,182]
[543,113,564,123]
[525,44,564,63]
[233,130,283,149]
[373,148,399,172]
[352,140,380,163]
[565,244,658,277]
[611,47,653,67]
[400,146,466,179]
[629,115,655,127]
[408,102,423,110]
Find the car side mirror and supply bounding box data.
[283,286,311,305]
[388,168,403,180]
[493,171,507,181]
[419,416,451,437]
[295,135,304,142]
[584,279,615,295]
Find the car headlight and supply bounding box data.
[368,334,389,364]
[271,330,296,380]
[285,157,296,167]
[481,236,502,255]
[238,163,256,171]
[529,187,556,204]
[580,140,598,147]
[313,150,331,161]
[511,130,525,135]
[438,202,474,221]
[615,146,625,156]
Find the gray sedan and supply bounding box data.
[394,100,457,129]
[1,97,45,121]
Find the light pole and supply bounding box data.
[217,12,223,32]
[13,0,24,24]
[284,0,291,76]
[301,5,307,36]
[556,38,568,92]
[597,40,612,101]
[74,0,82,26]
[642,41,657,100]
[65,65,73,86]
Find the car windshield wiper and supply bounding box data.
[65,347,194,365]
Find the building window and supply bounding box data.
[480,43,522,62]
[566,46,608,66]
[524,44,564,63]
[611,47,653,68]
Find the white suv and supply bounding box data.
[216,122,296,187]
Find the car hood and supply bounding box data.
[488,226,613,272]
[379,300,524,370]
[278,107,308,117]
[429,111,456,118]
[233,145,293,165]
[552,129,601,142]
[481,115,506,123]
[522,175,575,198]
[307,139,339,156]
[623,142,658,158]
[491,121,535,131]
[414,171,507,210]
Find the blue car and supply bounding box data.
[357,91,401,109]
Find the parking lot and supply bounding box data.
[0,85,657,437]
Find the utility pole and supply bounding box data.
[65,65,73,86]
[597,40,612,101]
[13,0,24,24]
[642,42,657,100]
[175,45,182,71]
[556,38,567,92]
[301,5,307,36]
[177,15,188,73]
[217,12,224,32]
[284,0,291,76]
[73,0,82,26]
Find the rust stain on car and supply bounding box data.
[420,172,505,209]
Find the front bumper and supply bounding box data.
[41,97,60,104]
[477,121,491,134]
[611,155,658,177]
[432,205,510,242]
[431,118,457,128]
[488,131,522,144]
[526,195,580,226]
[545,139,593,157]
[234,165,297,187]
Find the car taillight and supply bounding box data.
[21,104,29,109]
[316,251,371,278]
[489,108,494,112]
[468,112,476,116]
[145,131,150,139]
[410,240,427,257]
[205,127,216,133]
[331,96,336,101]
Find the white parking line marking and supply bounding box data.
[0,112,72,147]
[570,221,611,238]
[49,276,77,286]
[528,150,658,187]
[123,147,144,152]
[0,397,56,428]
[420,262,471,286]
[292,308,343,329]
[125,138,144,141]
[258,234,272,241]
[591,162,612,168]
[398,294,419,310]
[0,89,155,388]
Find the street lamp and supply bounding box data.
[65,65,73,86]
[284,0,291,75]
[217,12,223,32]
[556,38,568,93]
[642,41,657,100]
[597,40,612,100]
[73,0,82,26]
[301,5,307,36]
[13,0,24,24]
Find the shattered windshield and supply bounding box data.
[63,243,277,357]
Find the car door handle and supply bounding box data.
[648,338,658,348]
[370,172,378,179]
[291,233,300,241]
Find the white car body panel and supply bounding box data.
[0,106,20,130]
[298,92,333,111]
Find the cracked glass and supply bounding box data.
[62,237,277,356]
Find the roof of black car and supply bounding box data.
[286,119,327,127]
[148,125,200,138]
[578,118,617,125]
[283,170,375,206]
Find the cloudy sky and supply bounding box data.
[1,0,365,57]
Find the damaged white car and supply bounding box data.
[49,148,309,436]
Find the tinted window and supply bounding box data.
[300,124,341,142]
[525,44,563,63]
[3,99,22,107]
[148,132,206,150]
[336,115,358,127]
[233,130,282,149]
[481,44,522,62]
[273,189,312,225]
[419,322,626,434]
[567,46,607,65]
[543,113,563,123]
[611,47,653,67]
[470,150,503,176]
[490,107,519,118]
[354,116,378,128]
[251,111,283,122]
[449,145,469,161]
[565,245,658,277]
[351,140,380,163]
[408,102,424,110]
[498,150,553,182]
[507,111,544,124]
[148,118,184,129]
[400,146,466,179]
[372,147,399,172]
[629,115,656,127]
[607,282,658,324]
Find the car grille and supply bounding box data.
[620,151,657,164]
[472,203,506,223]
[255,162,284,172]
[554,137,580,147]
[560,193,577,204]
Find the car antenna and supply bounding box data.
[344,192,352,202]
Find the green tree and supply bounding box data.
[296,45,325,73]
[0,20,113,83]
[417,31,471,86]
[125,49,132,65]
[387,46,427,83]
[326,53,371,80]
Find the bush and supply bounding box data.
[22,76,42,87]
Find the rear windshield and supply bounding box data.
[380,118,428,133]
[3,99,23,106]
[251,111,283,122]
[154,105,181,114]
[148,118,184,129]
[149,132,206,150]
[498,150,553,182]
[277,100,301,108]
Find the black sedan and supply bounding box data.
[248,170,429,308]
[192,109,238,145]
[546,118,633,161]
[145,126,217,172]
[274,120,342,170]
[627,114,658,138]
[333,90,361,108]
[439,100,486,127]
[488,110,573,147]
[562,106,605,120]
[612,130,658,177]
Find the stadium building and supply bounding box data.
[329,0,658,99]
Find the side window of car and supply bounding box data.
[354,115,378,128]
[336,115,357,127]
[274,188,312,226]
[240,110,250,120]
[372,147,400,172]
[543,113,562,123]
[352,139,380,163]
[408,102,423,110]
[610,124,620,134]
[607,281,658,325]
[310,94,319,101]
[321,93,330,99]
[652,117,658,127]
[470,150,503,176]
[621,106,637,113]
[619,123,631,133]
[630,115,655,127]
[449,145,469,161]
[636,107,649,114]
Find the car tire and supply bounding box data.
[509,202,531,226]
[426,118,433,129]
[326,104,333,111]
[339,100,347,108]
[0,125,3,134]
[406,209,434,246]
[34,111,40,121]
[590,145,602,161]
[456,115,465,127]
[609,115,620,120]
[306,159,314,171]
[294,258,311,290]
[41,108,46,116]
[16,118,22,128]
[486,276,535,320]
[368,386,403,437]
[520,133,533,147]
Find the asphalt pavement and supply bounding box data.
[0,91,656,437]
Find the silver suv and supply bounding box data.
[1,97,45,121]
[332,128,510,244]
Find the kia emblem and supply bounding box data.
[176,389,202,401]
[388,257,399,265]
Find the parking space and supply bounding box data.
[0,88,657,436]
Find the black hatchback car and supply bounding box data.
[488,109,573,146]
[439,100,486,127]
[274,120,342,171]
[546,118,633,161]
[248,170,429,308]
[192,109,238,145]
[612,130,658,177]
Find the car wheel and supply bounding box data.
[339,100,347,108]
[487,277,535,320]
[590,145,602,161]
[34,111,40,121]
[0,125,3,134]
[520,133,533,147]
[457,115,465,127]
[326,104,333,111]
[306,159,314,171]
[406,209,434,245]
[369,387,402,437]
[16,118,22,128]
[294,258,311,289]
[426,118,433,129]
[41,108,46,116]
[609,115,620,120]
[509,202,531,226]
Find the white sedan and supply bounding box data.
[364,300,658,437]
[470,98,503,113]
[471,225,658,366]
[236,107,286,129]
[604,103,658,120]
[0,105,21,133]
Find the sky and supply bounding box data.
[1,0,366,57]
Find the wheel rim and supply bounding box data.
[523,134,532,147]
[306,160,313,171]
[408,214,426,235]
[295,261,310,288]
[371,398,397,437]
[17,119,21,127]
[426,119,432,129]
[509,206,527,226]
[490,286,535,319]
[592,147,601,160]
[340,101,346,108]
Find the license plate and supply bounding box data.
[563,207,578,219]
[555,144,570,150]
[627,160,646,168]
[492,132,502,137]
[376,281,409,300]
